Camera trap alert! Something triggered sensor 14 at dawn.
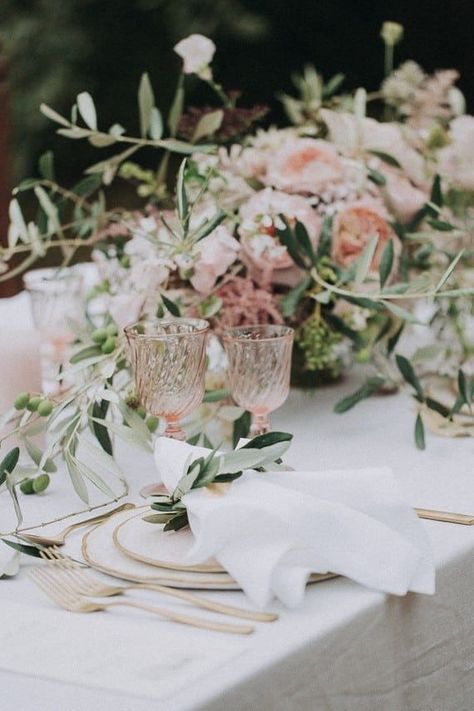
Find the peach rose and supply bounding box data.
[332,200,400,276]
[190,225,240,294]
[264,138,343,194]
[238,188,321,287]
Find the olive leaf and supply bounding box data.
[395,354,424,401]
[281,275,312,318]
[354,234,378,284]
[203,388,230,403]
[70,345,102,364]
[379,238,394,288]
[232,410,251,447]
[316,214,333,259]
[192,210,226,242]
[192,110,224,142]
[176,159,189,227]
[414,413,426,450]
[334,377,385,413]
[38,151,55,181]
[0,448,20,487]
[77,92,97,130]
[367,168,386,186]
[138,72,155,138]
[91,400,113,455]
[435,250,464,292]
[276,217,308,269]
[368,150,401,168]
[161,294,181,317]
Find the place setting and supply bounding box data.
[6,315,442,635]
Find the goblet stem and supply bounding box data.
[164,417,186,441]
[250,412,270,436]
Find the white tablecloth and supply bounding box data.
[0,293,473,711]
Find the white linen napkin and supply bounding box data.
[153,439,435,607]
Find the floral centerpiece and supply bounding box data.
[0,24,472,539]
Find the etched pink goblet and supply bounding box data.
[125,318,209,441]
[222,325,294,435]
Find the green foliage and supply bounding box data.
[334,377,385,413]
[145,432,292,529]
[296,313,343,376]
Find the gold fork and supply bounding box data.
[29,566,254,635]
[40,546,278,623]
[20,503,136,547]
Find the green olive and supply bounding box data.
[37,399,54,417]
[106,323,118,337]
[101,336,117,354]
[33,473,50,494]
[355,348,371,364]
[20,479,35,495]
[146,416,159,433]
[27,396,43,412]
[136,406,147,419]
[91,328,108,344]
[14,392,30,410]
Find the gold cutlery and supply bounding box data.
[415,508,474,525]
[40,546,278,623]
[19,503,136,547]
[29,566,254,635]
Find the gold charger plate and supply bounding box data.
[82,509,238,589]
[113,509,224,573]
[81,508,337,590]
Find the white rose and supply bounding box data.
[174,34,216,80]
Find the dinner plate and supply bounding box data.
[82,509,239,589]
[113,510,224,573]
[81,508,337,590]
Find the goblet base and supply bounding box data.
[164,418,186,441]
[250,413,270,437]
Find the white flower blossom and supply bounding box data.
[174,34,216,80]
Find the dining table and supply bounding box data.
[0,292,472,711]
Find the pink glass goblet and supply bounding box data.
[23,267,85,393]
[222,324,294,436]
[124,318,209,441]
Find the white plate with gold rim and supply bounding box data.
[82,509,239,589]
[81,508,337,590]
[113,509,224,573]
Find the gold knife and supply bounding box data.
[415,508,474,525]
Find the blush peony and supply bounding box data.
[263,137,344,194]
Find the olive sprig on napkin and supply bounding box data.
[144,432,293,531]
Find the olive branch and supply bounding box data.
[143,432,293,531]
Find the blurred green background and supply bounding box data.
[2,0,473,181]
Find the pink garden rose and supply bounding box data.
[263,137,344,194]
[332,200,400,277]
[238,188,321,287]
[190,225,240,294]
